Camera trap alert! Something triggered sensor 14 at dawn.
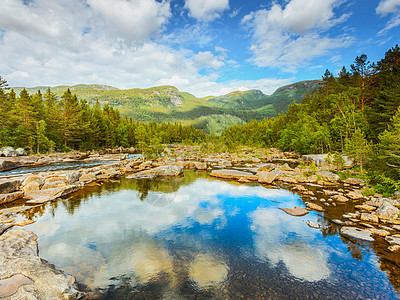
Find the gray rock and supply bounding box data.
[305,202,325,212]
[376,201,400,220]
[0,192,24,204]
[0,229,81,299]
[15,148,26,156]
[0,179,21,194]
[344,178,365,186]
[316,171,340,181]
[0,160,22,172]
[306,220,320,228]
[385,235,400,245]
[127,165,184,179]
[360,213,379,223]
[340,226,374,242]
[1,147,17,157]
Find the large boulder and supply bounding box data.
[0,160,22,172]
[0,229,81,299]
[316,171,340,182]
[376,201,400,220]
[258,170,281,184]
[15,148,26,156]
[127,165,184,179]
[1,147,16,157]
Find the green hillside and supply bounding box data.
[13,80,319,135]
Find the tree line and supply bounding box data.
[0,84,205,153]
[221,45,400,193]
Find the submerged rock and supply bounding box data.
[279,207,309,217]
[0,229,81,299]
[340,226,374,242]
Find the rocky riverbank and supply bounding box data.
[0,145,400,298]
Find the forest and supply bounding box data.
[221,45,400,194]
[0,45,399,194]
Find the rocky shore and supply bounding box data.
[0,145,400,298]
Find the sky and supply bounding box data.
[0,0,399,97]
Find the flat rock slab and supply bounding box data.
[306,220,320,228]
[210,169,256,181]
[0,229,80,299]
[127,165,183,179]
[340,226,374,242]
[279,207,309,216]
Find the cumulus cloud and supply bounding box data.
[376,0,400,16]
[87,0,171,42]
[193,51,225,69]
[242,0,352,71]
[184,0,229,22]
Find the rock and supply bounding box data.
[279,207,309,216]
[258,171,279,184]
[393,225,400,231]
[78,172,96,183]
[280,176,297,183]
[368,228,390,236]
[340,226,374,242]
[388,245,400,252]
[332,194,349,203]
[278,163,293,171]
[0,274,33,297]
[360,213,379,223]
[306,220,320,228]
[13,220,36,227]
[0,229,80,299]
[0,180,21,194]
[194,162,207,170]
[128,165,184,179]
[332,219,345,225]
[22,175,44,187]
[376,201,400,220]
[15,148,26,156]
[258,164,275,172]
[22,181,42,193]
[394,191,400,200]
[344,177,365,186]
[354,204,376,212]
[346,190,364,200]
[316,171,340,181]
[0,192,24,205]
[238,177,250,183]
[1,147,16,157]
[0,160,22,172]
[210,169,255,181]
[25,185,78,204]
[305,202,325,212]
[66,171,81,184]
[322,189,338,196]
[385,235,400,245]
[41,181,66,190]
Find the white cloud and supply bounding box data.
[193,51,225,69]
[242,0,352,71]
[184,0,229,22]
[87,0,171,42]
[376,0,400,16]
[376,0,400,34]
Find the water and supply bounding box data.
[21,171,399,299]
[0,154,141,176]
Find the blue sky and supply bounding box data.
[0,0,399,97]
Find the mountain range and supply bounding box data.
[14,80,320,135]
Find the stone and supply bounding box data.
[0,229,80,299]
[41,181,66,190]
[13,220,36,227]
[25,185,78,204]
[0,160,22,172]
[332,194,349,203]
[0,192,24,204]
[305,202,325,212]
[66,171,81,184]
[22,175,44,187]
[340,226,374,242]
[128,165,184,179]
[322,189,338,196]
[332,219,345,225]
[1,147,16,157]
[0,180,21,194]
[0,274,33,297]
[354,204,376,212]
[376,201,400,220]
[360,213,379,223]
[388,245,400,252]
[279,207,309,216]
[346,190,364,200]
[258,163,275,172]
[15,148,26,156]
[22,181,42,193]
[210,169,254,181]
[194,162,207,170]
[368,228,390,236]
[306,220,320,228]
[316,171,340,181]
[343,178,365,186]
[392,225,400,231]
[79,172,96,183]
[238,177,250,183]
[385,235,400,245]
[258,171,279,184]
[278,163,293,171]
[280,176,297,183]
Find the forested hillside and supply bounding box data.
[222,45,400,194]
[13,81,317,135]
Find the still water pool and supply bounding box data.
[25,171,398,299]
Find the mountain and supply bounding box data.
[12,80,320,135]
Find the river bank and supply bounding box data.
[0,146,399,298]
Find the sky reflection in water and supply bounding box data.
[27,173,398,299]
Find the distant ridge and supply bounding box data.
[11,80,320,135]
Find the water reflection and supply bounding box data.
[18,171,399,299]
[251,208,331,282]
